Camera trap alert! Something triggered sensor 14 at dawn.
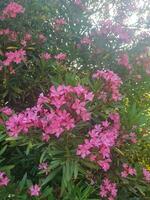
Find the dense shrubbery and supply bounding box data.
[0,0,150,199]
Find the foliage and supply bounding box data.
[0,0,150,199]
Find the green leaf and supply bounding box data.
[19,173,27,191]
[25,141,33,155]
[41,167,61,186]
[73,161,79,179]
[0,145,7,156]
[135,185,146,197]
[40,187,54,199]
[40,150,47,163]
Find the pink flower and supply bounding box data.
[38,162,49,175]
[6,114,27,137]
[76,139,92,158]
[0,106,13,116]
[121,163,136,178]
[0,29,18,41]
[128,167,136,176]
[53,110,75,137]
[20,33,32,47]
[9,31,17,41]
[80,36,92,45]
[143,168,150,183]
[102,120,110,128]
[24,33,32,41]
[100,178,117,200]
[3,49,26,66]
[77,112,120,170]
[0,172,9,187]
[2,2,24,19]
[129,132,137,143]
[72,99,86,114]
[80,110,91,121]
[8,66,16,75]
[54,18,66,26]
[54,53,67,61]
[0,29,9,35]
[97,20,131,43]
[122,132,137,144]
[38,34,47,43]
[98,91,107,102]
[20,40,27,47]
[89,154,97,161]
[6,107,39,137]
[84,91,94,101]
[112,24,131,42]
[37,93,50,106]
[118,54,131,70]
[6,85,92,139]
[74,0,82,5]
[53,18,66,31]
[42,133,50,142]
[93,70,122,102]
[100,145,110,158]
[29,184,41,196]
[38,162,48,170]
[121,171,128,178]
[41,53,52,61]
[97,159,111,171]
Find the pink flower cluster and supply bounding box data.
[121,163,136,178]
[21,33,32,47]
[29,184,41,196]
[1,2,24,19]
[0,106,13,116]
[97,20,131,43]
[54,53,67,61]
[143,168,150,183]
[118,54,131,70]
[40,52,67,61]
[74,0,82,5]
[135,48,150,76]
[77,112,120,171]
[0,29,18,41]
[0,172,9,187]
[93,70,122,102]
[6,106,39,137]
[8,65,16,74]
[38,162,49,175]
[40,52,52,61]
[100,178,117,200]
[122,132,137,144]
[38,34,47,43]
[3,49,26,66]
[54,18,66,26]
[74,0,85,10]
[53,18,66,31]
[6,85,93,140]
[80,36,92,45]
[24,33,32,41]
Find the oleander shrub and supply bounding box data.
[0,0,150,199]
